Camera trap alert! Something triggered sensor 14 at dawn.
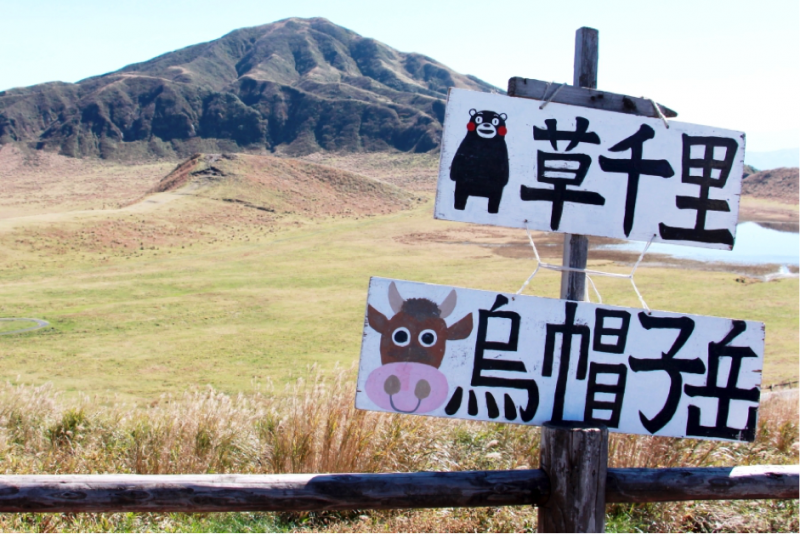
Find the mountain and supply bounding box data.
[745,148,799,171]
[741,167,799,204]
[0,18,499,160]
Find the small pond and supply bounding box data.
[599,222,799,267]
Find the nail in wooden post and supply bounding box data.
[560,26,598,303]
[538,422,608,533]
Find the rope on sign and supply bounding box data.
[515,226,656,312]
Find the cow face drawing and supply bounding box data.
[365,282,473,414]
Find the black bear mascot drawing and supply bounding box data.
[450,109,510,214]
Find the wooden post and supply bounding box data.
[540,27,609,534]
[561,233,590,300]
[538,422,608,533]
[560,26,598,303]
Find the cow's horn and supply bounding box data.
[388,282,404,314]
[439,289,457,319]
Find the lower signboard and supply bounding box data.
[355,277,764,442]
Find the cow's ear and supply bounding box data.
[367,305,389,334]
[446,313,473,340]
[439,289,457,319]
[388,282,404,314]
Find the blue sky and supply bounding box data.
[1,0,797,152]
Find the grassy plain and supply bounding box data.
[1,198,797,400]
[0,320,38,334]
[0,152,797,400]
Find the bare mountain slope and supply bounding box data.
[741,167,799,204]
[0,18,498,160]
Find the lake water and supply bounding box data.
[599,222,799,266]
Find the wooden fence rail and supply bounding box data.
[0,466,795,514]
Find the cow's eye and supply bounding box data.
[392,327,410,346]
[419,329,437,347]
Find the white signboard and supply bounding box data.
[435,88,746,250]
[356,277,764,442]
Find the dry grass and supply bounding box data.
[299,151,440,192]
[0,144,174,219]
[0,370,796,532]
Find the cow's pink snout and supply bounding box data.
[365,362,449,414]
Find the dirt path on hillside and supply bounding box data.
[0,190,188,232]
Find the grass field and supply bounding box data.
[0,192,797,401]
[0,320,38,334]
[0,368,795,533]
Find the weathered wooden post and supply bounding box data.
[538,27,609,534]
[538,422,608,532]
[560,27,597,302]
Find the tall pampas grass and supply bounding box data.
[0,369,796,532]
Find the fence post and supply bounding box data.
[537,27,609,534]
[538,422,608,532]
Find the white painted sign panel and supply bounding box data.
[435,88,746,250]
[356,277,764,442]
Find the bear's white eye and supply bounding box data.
[392,327,410,347]
[418,329,437,347]
[492,118,500,126]
[474,116,483,124]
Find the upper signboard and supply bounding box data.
[356,277,764,442]
[435,88,746,250]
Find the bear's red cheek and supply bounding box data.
[498,126,507,136]
[467,122,476,131]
